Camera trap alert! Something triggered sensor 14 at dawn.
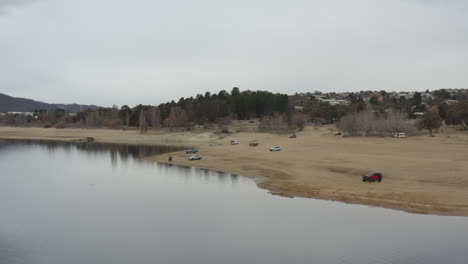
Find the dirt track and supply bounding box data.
[1,126,468,216]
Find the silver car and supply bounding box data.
[269,146,281,152]
[189,154,202,160]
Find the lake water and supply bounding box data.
[0,139,467,264]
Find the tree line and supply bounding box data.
[0,88,290,129]
[1,87,467,135]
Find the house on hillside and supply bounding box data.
[318,98,350,105]
[7,112,34,116]
[413,112,424,119]
[422,93,434,102]
[444,99,460,104]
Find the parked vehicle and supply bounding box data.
[231,140,239,145]
[249,140,259,147]
[189,154,202,161]
[185,148,198,154]
[362,172,382,182]
[269,146,281,152]
[289,134,296,138]
[393,132,406,138]
[334,132,342,136]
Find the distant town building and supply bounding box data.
[317,98,350,105]
[444,99,460,104]
[7,112,34,116]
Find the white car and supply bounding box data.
[269,146,281,152]
[189,154,202,160]
[393,132,406,138]
[230,140,239,145]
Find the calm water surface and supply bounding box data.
[0,139,467,264]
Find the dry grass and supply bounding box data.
[152,126,468,216]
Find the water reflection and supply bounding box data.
[0,139,241,186]
[0,139,183,166]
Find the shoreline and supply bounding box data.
[1,126,468,216]
[150,155,463,216]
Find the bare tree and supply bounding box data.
[139,110,148,133]
[338,110,417,137]
[259,113,287,131]
[338,111,374,136]
[169,106,188,129]
[292,113,307,130]
[423,106,442,134]
[150,107,160,128]
[111,105,119,119]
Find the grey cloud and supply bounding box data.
[0,0,468,106]
[0,0,34,14]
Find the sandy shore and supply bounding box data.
[1,126,468,216]
[0,126,216,147]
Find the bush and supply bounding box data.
[103,118,123,129]
[221,127,230,134]
[216,116,232,126]
[423,106,442,134]
[55,121,67,129]
[292,113,307,130]
[42,123,53,128]
[259,113,288,131]
[337,110,417,137]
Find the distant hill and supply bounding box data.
[0,93,102,113]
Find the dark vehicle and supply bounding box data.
[289,134,296,138]
[185,148,198,154]
[362,172,382,182]
[249,140,259,147]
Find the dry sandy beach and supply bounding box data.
[1,126,468,216]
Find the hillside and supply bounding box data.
[0,93,101,113]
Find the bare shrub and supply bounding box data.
[337,111,374,136]
[42,122,53,128]
[371,111,417,136]
[337,110,417,137]
[216,116,232,126]
[149,107,160,128]
[259,113,288,131]
[169,106,188,128]
[139,122,149,133]
[292,113,308,131]
[55,121,67,129]
[84,111,106,128]
[139,110,148,134]
[103,118,123,129]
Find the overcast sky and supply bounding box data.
[1,0,467,107]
